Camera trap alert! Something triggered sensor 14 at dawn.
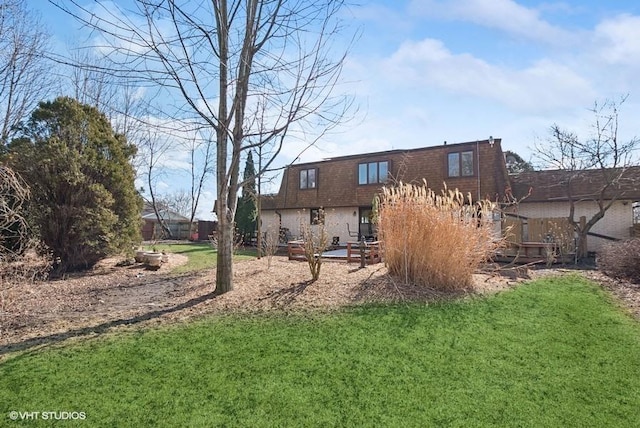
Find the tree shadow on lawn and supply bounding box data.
[0,288,222,358]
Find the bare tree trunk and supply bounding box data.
[576,216,588,259]
[142,127,173,239]
[188,135,214,240]
[147,171,172,239]
[256,147,263,259]
[214,0,233,294]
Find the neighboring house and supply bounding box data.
[260,138,509,243]
[508,167,640,253]
[141,203,196,240]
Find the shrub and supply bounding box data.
[261,217,281,270]
[597,239,640,283]
[376,181,500,291]
[298,208,329,282]
[7,97,142,274]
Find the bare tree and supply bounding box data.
[0,0,53,146]
[54,0,354,294]
[533,96,640,259]
[160,189,191,218]
[67,48,115,110]
[300,208,329,281]
[138,125,174,239]
[0,165,29,257]
[65,46,212,244]
[186,131,215,232]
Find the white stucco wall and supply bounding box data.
[261,207,362,244]
[262,207,503,245]
[515,200,635,252]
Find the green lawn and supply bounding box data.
[146,242,256,273]
[2,275,640,427]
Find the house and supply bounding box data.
[259,137,639,259]
[508,167,640,253]
[260,138,509,244]
[141,203,196,241]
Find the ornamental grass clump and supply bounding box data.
[376,181,499,291]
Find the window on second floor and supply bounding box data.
[300,168,317,189]
[448,151,474,177]
[358,161,389,185]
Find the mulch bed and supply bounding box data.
[1,255,637,358]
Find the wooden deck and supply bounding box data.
[287,240,383,265]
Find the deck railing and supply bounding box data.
[346,241,383,265]
[287,239,383,265]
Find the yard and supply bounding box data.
[1,243,640,426]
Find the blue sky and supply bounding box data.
[35,0,640,219]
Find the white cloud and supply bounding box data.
[195,190,216,221]
[156,181,171,191]
[86,1,150,56]
[382,38,595,114]
[408,0,578,45]
[593,14,640,66]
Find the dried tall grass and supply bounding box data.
[376,181,500,290]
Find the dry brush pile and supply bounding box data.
[597,238,640,284]
[376,181,500,291]
[0,166,30,256]
[0,166,51,338]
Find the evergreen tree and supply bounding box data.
[7,97,142,273]
[504,150,534,174]
[234,151,257,244]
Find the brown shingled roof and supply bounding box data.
[510,166,640,202]
[260,139,510,210]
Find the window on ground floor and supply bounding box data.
[310,208,325,225]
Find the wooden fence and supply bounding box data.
[500,216,576,263]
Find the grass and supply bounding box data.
[2,275,640,427]
[145,242,256,273]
